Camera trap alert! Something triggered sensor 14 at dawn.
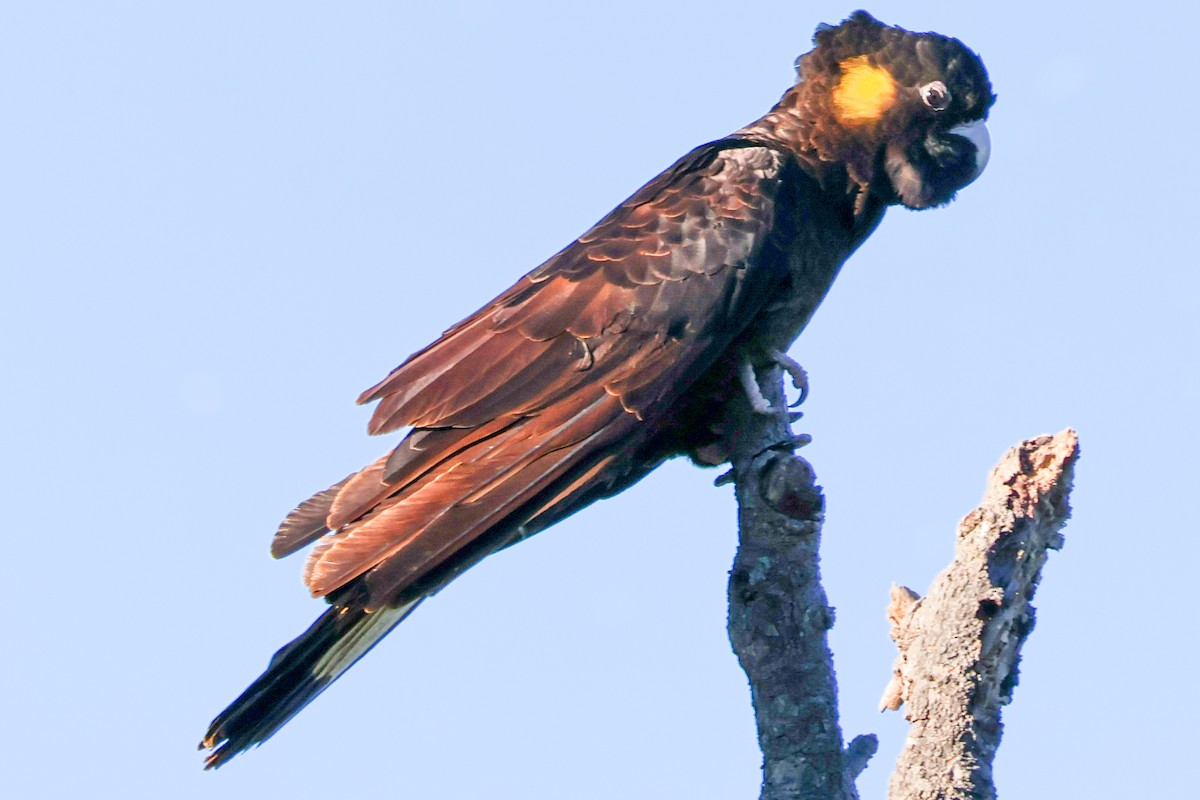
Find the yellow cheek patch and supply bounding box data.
[832,55,898,127]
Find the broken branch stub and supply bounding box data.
[883,429,1080,800]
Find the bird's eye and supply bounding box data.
[920,81,951,112]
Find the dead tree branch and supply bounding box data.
[881,430,1080,800]
[725,366,871,800]
[724,370,1079,800]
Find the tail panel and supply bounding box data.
[201,598,420,768]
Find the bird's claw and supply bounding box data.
[753,433,813,460]
[768,349,809,407]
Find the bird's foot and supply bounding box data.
[768,348,809,407]
[738,359,776,414]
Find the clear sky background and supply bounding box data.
[3,2,1196,798]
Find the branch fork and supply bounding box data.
[722,366,1079,800]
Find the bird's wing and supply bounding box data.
[276,140,797,608]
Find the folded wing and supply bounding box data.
[277,141,795,609]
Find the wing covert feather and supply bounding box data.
[356,143,788,434]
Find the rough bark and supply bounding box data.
[881,430,1080,800]
[724,370,1079,799]
[724,366,868,800]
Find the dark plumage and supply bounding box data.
[202,10,995,768]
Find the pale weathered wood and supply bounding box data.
[725,371,1079,800]
[882,430,1080,800]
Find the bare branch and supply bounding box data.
[884,430,1080,800]
[725,366,865,800]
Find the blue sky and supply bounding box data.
[3,2,1196,797]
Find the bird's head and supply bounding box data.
[754,11,996,210]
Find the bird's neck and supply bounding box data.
[736,82,888,220]
[736,85,811,145]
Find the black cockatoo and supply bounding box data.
[202,11,994,768]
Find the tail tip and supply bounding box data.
[199,729,233,770]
